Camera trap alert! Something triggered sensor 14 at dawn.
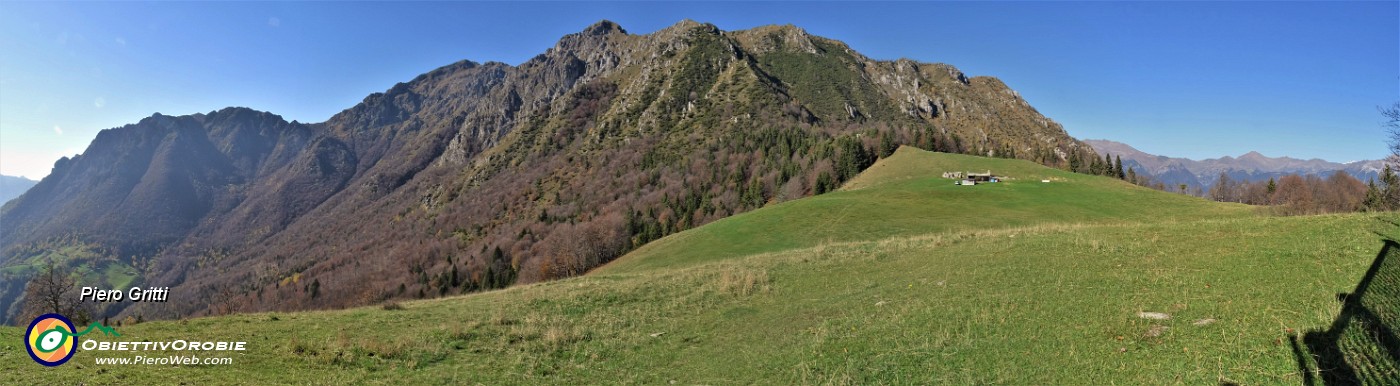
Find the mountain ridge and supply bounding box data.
[1,19,1096,322]
[1085,139,1384,190]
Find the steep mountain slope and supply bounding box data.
[1086,139,1384,190]
[0,175,35,208]
[0,20,1097,322]
[2,110,316,256]
[0,109,320,319]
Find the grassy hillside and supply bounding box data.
[600,146,1253,273]
[2,149,1389,384]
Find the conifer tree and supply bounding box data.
[1266,178,1277,204]
[1113,155,1125,180]
[1383,164,1400,209]
[1365,178,1383,211]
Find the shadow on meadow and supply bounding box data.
[1290,232,1400,385]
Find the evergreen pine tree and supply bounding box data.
[878,132,896,158]
[1365,178,1383,211]
[1383,165,1400,209]
[1114,155,1125,180]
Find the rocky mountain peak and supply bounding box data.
[761,23,810,38]
[663,19,707,32]
[731,24,819,55]
[582,20,627,36]
[546,20,635,72]
[648,19,723,44]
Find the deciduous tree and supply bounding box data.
[19,261,89,325]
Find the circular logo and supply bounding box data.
[25,313,77,367]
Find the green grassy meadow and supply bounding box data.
[2,147,1391,384]
[601,147,1254,274]
[2,242,141,291]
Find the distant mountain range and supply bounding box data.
[0,175,36,207]
[1085,139,1386,190]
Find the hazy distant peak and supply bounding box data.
[1081,139,1146,156]
[1088,138,1384,191]
[0,174,37,207]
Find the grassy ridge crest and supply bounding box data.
[600,146,1253,273]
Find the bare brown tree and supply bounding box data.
[1322,171,1367,213]
[1385,102,1400,161]
[1209,173,1239,203]
[1384,102,1400,211]
[1274,175,1315,215]
[19,261,87,325]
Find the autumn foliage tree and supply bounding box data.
[1206,171,1368,215]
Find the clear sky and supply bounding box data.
[1,1,1396,180]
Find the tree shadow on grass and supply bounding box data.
[1291,238,1400,385]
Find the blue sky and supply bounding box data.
[1,1,1396,180]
